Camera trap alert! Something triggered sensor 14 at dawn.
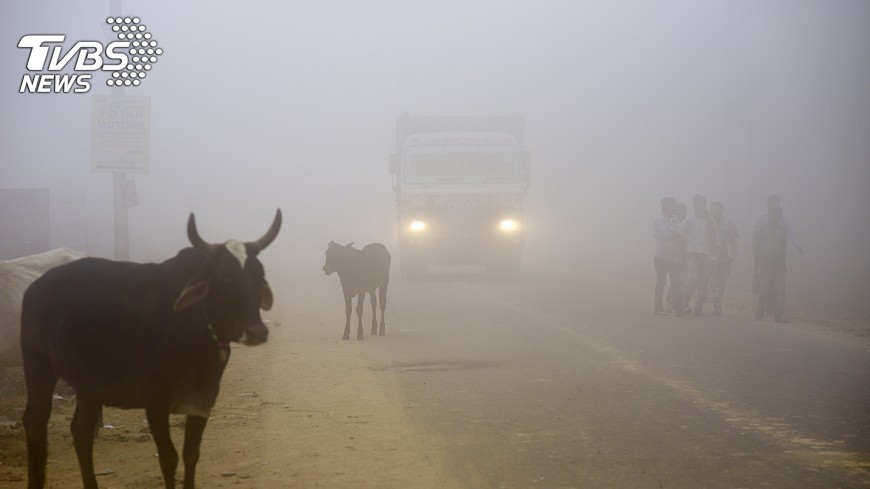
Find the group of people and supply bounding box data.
[653,193,802,322]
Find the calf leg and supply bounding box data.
[146,405,178,489]
[378,285,387,336]
[22,363,57,489]
[378,283,388,336]
[71,399,103,489]
[370,289,378,336]
[182,415,208,489]
[343,294,352,340]
[356,291,365,340]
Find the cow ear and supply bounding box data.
[345,242,355,248]
[173,281,210,311]
[260,280,274,311]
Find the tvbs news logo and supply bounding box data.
[18,16,162,94]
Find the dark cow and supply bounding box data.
[20,210,281,489]
[322,241,390,340]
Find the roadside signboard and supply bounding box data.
[91,95,151,174]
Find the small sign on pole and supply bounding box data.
[91,95,151,174]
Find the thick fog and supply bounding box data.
[2,1,869,317]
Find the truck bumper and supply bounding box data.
[400,232,524,266]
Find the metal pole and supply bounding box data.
[113,172,129,260]
[110,0,129,260]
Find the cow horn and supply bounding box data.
[187,213,217,252]
[249,209,282,253]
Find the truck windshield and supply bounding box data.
[403,145,519,184]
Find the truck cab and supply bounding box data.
[389,113,530,279]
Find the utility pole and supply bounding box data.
[110,0,128,260]
[93,1,151,260]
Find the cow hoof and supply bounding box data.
[356,335,364,341]
[342,334,349,340]
[379,331,385,336]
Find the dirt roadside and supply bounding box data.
[0,310,460,488]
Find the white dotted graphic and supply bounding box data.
[105,16,161,87]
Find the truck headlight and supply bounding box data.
[410,220,426,232]
[499,219,519,232]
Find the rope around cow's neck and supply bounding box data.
[204,312,230,363]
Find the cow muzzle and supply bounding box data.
[240,323,269,346]
[323,266,333,275]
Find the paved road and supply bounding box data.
[362,272,870,489]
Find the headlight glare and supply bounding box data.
[499,219,518,232]
[410,220,426,232]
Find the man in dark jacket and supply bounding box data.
[754,204,789,322]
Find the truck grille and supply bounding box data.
[412,208,510,233]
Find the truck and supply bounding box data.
[388,113,531,279]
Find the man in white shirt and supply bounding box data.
[683,194,717,315]
[653,197,687,316]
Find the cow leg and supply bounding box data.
[343,294,352,340]
[378,283,388,336]
[146,406,178,489]
[182,415,208,489]
[370,289,378,336]
[356,291,365,340]
[22,363,57,489]
[70,398,103,489]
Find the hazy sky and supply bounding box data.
[2,1,869,314]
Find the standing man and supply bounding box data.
[683,194,717,315]
[710,202,739,315]
[754,204,789,322]
[666,202,688,313]
[654,197,686,316]
[755,194,804,256]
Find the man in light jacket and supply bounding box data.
[683,194,717,315]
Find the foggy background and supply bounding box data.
[1,0,869,318]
